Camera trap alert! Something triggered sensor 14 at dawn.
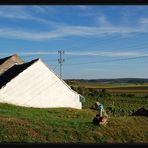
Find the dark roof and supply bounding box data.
[0,59,39,89]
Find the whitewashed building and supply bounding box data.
[0,58,84,109]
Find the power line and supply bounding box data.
[63,44,148,62]
[42,59,57,62]
[52,64,59,71]
[68,32,146,51]
[1,44,148,68]
[64,55,148,66]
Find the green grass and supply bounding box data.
[83,94,148,116]
[0,103,148,143]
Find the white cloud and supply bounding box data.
[139,17,148,25]
[97,15,111,26]
[31,6,48,13]
[66,51,148,57]
[0,6,31,19]
[0,28,66,41]
[2,51,146,58]
[19,51,57,55]
[0,6,148,41]
[0,6,59,28]
[76,5,90,10]
[0,23,146,41]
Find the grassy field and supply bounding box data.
[0,103,148,143]
[0,81,148,143]
[66,80,148,89]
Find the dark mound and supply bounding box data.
[132,108,148,117]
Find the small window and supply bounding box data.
[79,95,85,103]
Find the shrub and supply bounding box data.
[120,93,135,98]
[144,95,148,99]
[98,89,111,98]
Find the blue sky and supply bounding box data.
[0,6,148,79]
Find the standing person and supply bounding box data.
[95,102,108,117]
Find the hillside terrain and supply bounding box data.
[0,79,148,143]
[65,78,148,84]
[0,103,148,143]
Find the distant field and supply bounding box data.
[68,81,148,88]
[107,87,148,93]
[101,86,148,93]
[66,80,148,93]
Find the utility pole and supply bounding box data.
[58,50,65,79]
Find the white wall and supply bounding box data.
[0,59,82,109]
